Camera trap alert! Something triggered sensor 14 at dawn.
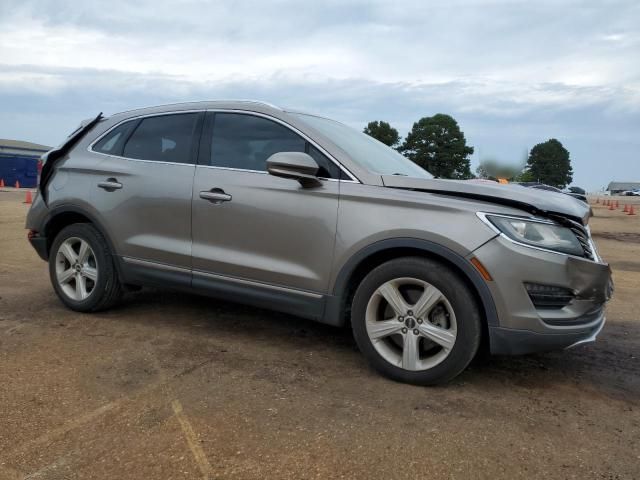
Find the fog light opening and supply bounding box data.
[525,282,575,309]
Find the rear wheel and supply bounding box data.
[351,257,482,385]
[49,223,122,312]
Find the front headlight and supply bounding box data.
[483,214,585,257]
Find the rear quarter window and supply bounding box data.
[122,113,199,164]
[92,121,138,156]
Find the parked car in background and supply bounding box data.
[517,182,562,193]
[26,101,612,385]
[518,182,588,204]
[564,186,588,203]
[622,189,640,196]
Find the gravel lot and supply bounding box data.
[1,190,639,479]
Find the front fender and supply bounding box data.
[322,237,499,329]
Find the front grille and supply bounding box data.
[549,215,596,260]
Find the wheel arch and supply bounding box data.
[323,238,499,333]
[42,206,124,281]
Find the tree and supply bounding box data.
[363,121,400,147]
[524,139,573,188]
[398,114,474,179]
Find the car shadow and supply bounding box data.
[463,320,640,404]
[101,287,639,403]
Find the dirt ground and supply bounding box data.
[0,189,638,480]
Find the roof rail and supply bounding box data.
[227,99,283,110]
[112,99,283,117]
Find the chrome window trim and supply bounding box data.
[194,164,343,183]
[197,164,267,175]
[87,108,360,183]
[110,157,196,167]
[476,212,605,264]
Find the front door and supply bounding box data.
[191,112,342,294]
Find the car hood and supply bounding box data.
[381,175,591,225]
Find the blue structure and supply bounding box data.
[0,139,50,188]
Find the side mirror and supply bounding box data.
[266,152,321,187]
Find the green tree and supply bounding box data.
[398,114,474,179]
[363,121,400,147]
[524,139,573,188]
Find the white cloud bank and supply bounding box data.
[0,0,639,189]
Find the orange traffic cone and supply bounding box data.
[615,200,620,209]
[609,201,615,210]
[0,178,4,188]
[629,205,637,216]
[596,198,600,204]
[623,204,629,213]
[15,180,20,189]
[23,190,33,204]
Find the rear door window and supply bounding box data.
[122,113,199,164]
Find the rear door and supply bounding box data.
[191,111,342,294]
[90,112,203,280]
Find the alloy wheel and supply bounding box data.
[365,277,457,371]
[55,237,98,301]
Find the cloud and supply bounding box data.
[0,0,639,190]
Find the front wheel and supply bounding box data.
[351,257,482,385]
[49,223,122,312]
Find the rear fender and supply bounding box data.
[39,113,103,202]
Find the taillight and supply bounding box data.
[27,229,38,240]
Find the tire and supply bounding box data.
[351,256,482,385]
[49,223,122,312]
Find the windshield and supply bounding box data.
[292,113,432,178]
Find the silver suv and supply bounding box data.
[26,101,613,385]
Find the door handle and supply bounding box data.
[98,178,122,191]
[199,188,232,204]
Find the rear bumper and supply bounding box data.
[25,191,50,261]
[29,235,48,261]
[488,308,606,355]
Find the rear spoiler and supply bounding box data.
[39,112,103,202]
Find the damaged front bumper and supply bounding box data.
[472,235,613,355]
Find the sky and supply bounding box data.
[0,0,638,191]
